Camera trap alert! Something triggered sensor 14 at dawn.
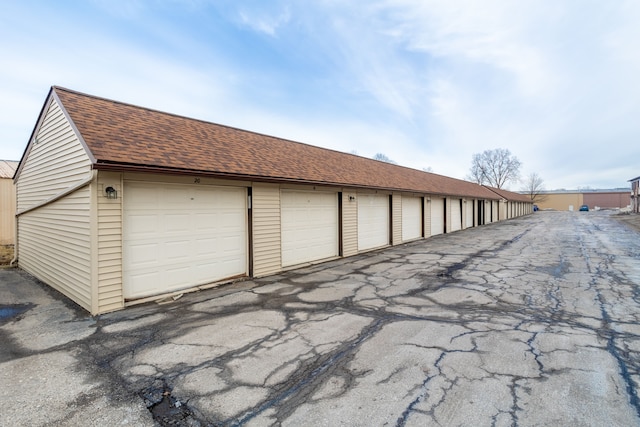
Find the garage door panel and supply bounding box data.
[220,213,245,228]
[166,215,191,232]
[128,272,160,295]
[195,237,218,252]
[281,191,338,267]
[127,215,157,235]
[124,182,247,299]
[128,186,157,205]
[128,243,158,266]
[431,198,444,236]
[402,197,422,241]
[358,194,389,251]
[165,240,190,258]
[451,199,462,232]
[195,214,218,230]
[465,202,474,228]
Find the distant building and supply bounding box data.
[0,160,18,245]
[531,189,630,211]
[630,177,640,213]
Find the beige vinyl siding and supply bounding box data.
[18,186,92,311]
[492,201,499,222]
[16,99,92,212]
[342,191,358,257]
[15,97,94,312]
[0,179,16,245]
[391,193,402,245]
[252,183,282,277]
[96,171,124,313]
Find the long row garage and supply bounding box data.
[13,86,533,314]
[106,176,529,302]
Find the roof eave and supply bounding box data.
[92,162,501,199]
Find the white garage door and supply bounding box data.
[451,198,462,232]
[431,197,444,236]
[402,196,422,241]
[465,200,474,228]
[358,194,389,251]
[281,190,338,267]
[123,182,247,299]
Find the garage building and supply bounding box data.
[0,160,18,245]
[533,189,630,211]
[14,87,532,314]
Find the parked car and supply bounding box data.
[579,205,589,212]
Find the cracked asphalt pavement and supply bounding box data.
[1,211,640,426]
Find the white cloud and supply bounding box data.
[2,0,640,190]
[238,6,291,36]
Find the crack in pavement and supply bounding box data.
[2,212,640,426]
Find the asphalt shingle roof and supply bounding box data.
[484,186,532,203]
[49,86,525,201]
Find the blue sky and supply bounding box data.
[1,0,639,190]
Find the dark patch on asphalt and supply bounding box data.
[141,379,200,426]
[4,213,640,426]
[538,258,569,278]
[437,262,466,278]
[235,319,385,426]
[0,303,34,324]
[0,329,29,363]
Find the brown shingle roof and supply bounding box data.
[483,186,532,203]
[51,86,513,200]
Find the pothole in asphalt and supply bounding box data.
[140,380,200,426]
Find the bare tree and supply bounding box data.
[521,172,548,202]
[373,153,396,164]
[467,148,521,189]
